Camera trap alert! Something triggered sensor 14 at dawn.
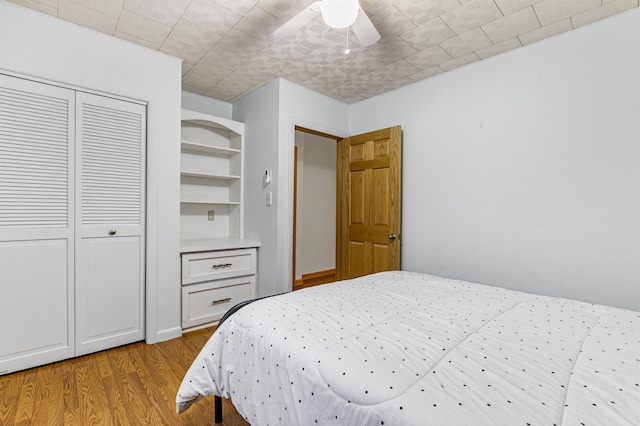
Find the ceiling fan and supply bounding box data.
[274,0,381,47]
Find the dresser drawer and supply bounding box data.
[182,248,256,284]
[182,276,254,329]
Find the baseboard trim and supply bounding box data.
[152,326,183,343]
[294,269,336,290]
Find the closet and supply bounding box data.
[0,74,146,374]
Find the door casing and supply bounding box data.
[292,126,340,288]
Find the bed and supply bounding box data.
[176,271,640,425]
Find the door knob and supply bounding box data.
[108,229,116,236]
[388,233,397,240]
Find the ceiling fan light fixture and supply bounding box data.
[321,0,359,29]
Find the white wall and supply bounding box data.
[0,2,183,341]
[181,91,232,119]
[295,131,336,279]
[233,80,281,296]
[349,9,640,311]
[234,78,348,296]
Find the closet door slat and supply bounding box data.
[79,102,143,226]
[0,84,72,229]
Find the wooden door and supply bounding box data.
[75,92,146,356]
[336,126,401,280]
[0,74,76,374]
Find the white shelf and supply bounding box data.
[181,141,241,156]
[180,237,261,253]
[181,171,240,180]
[181,110,244,136]
[180,200,241,205]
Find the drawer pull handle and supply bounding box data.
[212,263,233,269]
[211,297,231,305]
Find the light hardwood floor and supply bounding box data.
[0,327,249,426]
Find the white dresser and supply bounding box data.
[180,239,259,331]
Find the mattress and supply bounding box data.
[176,271,640,425]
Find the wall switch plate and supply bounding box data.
[208,210,215,221]
[266,191,272,206]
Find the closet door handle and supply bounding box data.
[108,229,117,236]
[388,233,396,240]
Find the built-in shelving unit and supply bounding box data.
[180,109,245,240]
[180,109,259,332]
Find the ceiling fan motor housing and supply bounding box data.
[321,0,360,29]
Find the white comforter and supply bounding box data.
[176,271,640,425]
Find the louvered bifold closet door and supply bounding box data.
[75,92,146,356]
[0,74,75,375]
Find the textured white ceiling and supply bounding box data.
[9,0,639,103]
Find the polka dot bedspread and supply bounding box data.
[176,271,640,425]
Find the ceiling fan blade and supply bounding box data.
[350,7,381,46]
[274,1,321,38]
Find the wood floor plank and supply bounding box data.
[123,399,154,426]
[61,360,79,413]
[107,351,137,405]
[5,377,21,401]
[63,407,81,426]
[74,361,104,426]
[102,375,131,426]
[45,363,64,421]
[140,373,184,425]
[0,396,17,424]
[95,351,114,379]
[109,405,131,426]
[20,368,37,385]
[109,346,136,374]
[0,370,20,424]
[30,396,51,426]
[14,381,36,423]
[127,346,150,378]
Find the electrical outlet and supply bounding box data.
[208,210,215,221]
